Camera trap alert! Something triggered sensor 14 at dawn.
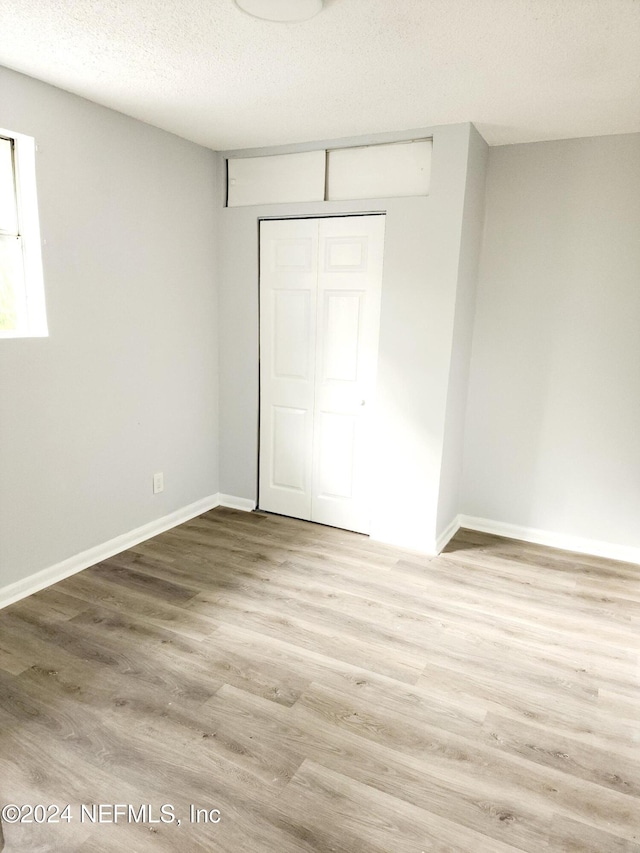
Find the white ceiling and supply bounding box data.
[1,0,639,150]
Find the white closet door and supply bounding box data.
[259,215,385,534]
[259,218,318,519]
[312,215,385,533]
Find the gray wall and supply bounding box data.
[462,133,640,549]
[218,123,481,551]
[436,125,488,538]
[0,67,220,586]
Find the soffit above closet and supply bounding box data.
[227,140,432,207]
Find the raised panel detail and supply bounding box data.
[323,292,362,382]
[324,236,368,272]
[317,412,356,499]
[273,290,311,379]
[275,238,313,270]
[272,407,307,491]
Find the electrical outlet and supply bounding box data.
[153,472,164,494]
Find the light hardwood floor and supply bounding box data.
[0,507,638,852]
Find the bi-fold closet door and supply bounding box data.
[259,214,385,534]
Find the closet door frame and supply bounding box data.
[258,213,385,533]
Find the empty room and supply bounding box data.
[0,1,639,851]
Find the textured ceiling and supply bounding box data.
[0,0,639,150]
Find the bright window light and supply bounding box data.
[0,128,48,338]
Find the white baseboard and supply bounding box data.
[218,494,257,512]
[0,493,229,611]
[9,497,633,613]
[0,492,258,611]
[459,515,640,567]
[435,514,462,554]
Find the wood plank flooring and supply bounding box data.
[0,507,638,852]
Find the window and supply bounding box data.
[0,129,47,337]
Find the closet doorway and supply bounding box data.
[258,214,385,534]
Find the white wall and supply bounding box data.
[0,67,220,588]
[218,123,484,552]
[462,133,640,557]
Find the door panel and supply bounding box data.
[271,406,308,491]
[312,215,385,533]
[259,218,318,519]
[321,292,362,382]
[259,214,385,534]
[324,235,368,271]
[316,411,357,499]
[273,290,312,379]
